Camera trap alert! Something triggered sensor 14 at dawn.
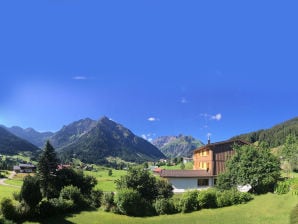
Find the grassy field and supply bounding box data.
[4,173,30,187]
[0,185,19,201]
[160,162,193,170]
[84,167,127,192]
[24,192,297,224]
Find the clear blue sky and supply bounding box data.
[0,1,297,143]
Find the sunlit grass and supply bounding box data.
[24,192,297,224]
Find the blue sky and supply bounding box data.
[0,1,297,143]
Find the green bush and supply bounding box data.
[0,217,16,224]
[101,192,115,212]
[89,189,103,208]
[216,189,253,207]
[59,185,86,208]
[20,175,42,209]
[198,189,217,208]
[154,198,176,215]
[0,198,16,221]
[37,199,59,218]
[114,188,146,217]
[179,190,200,213]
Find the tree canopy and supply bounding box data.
[217,144,280,194]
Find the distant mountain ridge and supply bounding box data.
[4,126,53,148]
[152,135,204,158]
[231,117,298,147]
[0,126,40,154]
[59,117,166,164]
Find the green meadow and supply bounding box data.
[24,192,297,224]
[84,167,127,192]
[1,169,298,224]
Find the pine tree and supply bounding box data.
[37,140,59,198]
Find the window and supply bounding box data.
[199,162,209,170]
[198,179,209,186]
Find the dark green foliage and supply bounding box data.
[20,175,42,209]
[108,169,112,176]
[281,135,298,172]
[290,204,298,224]
[37,141,59,198]
[156,179,174,199]
[154,198,176,215]
[0,127,39,155]
[59,185,86,208]
[114,188,146,216]
[198,188,217,208]
[231,117,298,147]
[101,192,115,212]
[0,198,16,221]
[217,144,280,194]
[89,189,103,208]
[216,189,253,207]
[116,167,173,202]
[179,190,200,213]
[115,167,158,202]
[0,217,16,224]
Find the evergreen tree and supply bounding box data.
[281,134,298,173]
[37,141,59,198]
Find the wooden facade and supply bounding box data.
[193,139,248,175]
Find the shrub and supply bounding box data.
[101,192,115,212]
[59,185,86,208]
[0,217,16,224]
[179,190,200,213]
[37,200,56,218]
[216,190,231,207]
[89,189,103,208]
[216,189,253,207]
[198,189,217,208]
[154,198,176,215]
[275,180,290,194]
[20,175,42,209]
[0,198,16,221]
[114,188,146,217]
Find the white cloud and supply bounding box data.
[180,97,187,104]
[72,76,87,80]
[148,117,158,122]
[201,113,222,121]
[141,133,155,142]
[211,113,222,121]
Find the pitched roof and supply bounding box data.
[193,139,249,153]
[160,169,213,178]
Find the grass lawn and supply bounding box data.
[24,192,297,224]
[161,162,193,170]
[84,167,127,192]
[0,185,19,201]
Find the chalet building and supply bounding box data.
[13,163,37,173]
[161,139,248,192]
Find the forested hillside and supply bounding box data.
[231,117,298,147]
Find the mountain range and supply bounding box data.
[1,117,166,164]
[1,116,297,163]
[0,126,40,155]
[152,135,204,158]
